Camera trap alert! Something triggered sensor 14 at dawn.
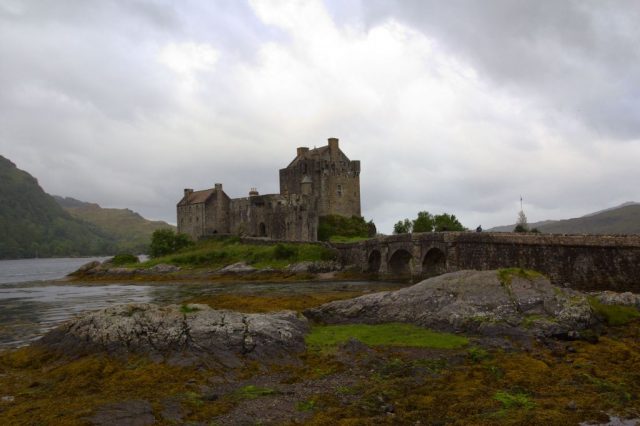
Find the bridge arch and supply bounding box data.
[389,248,413,275]
[367,249,381,273]
[422,247,446,278]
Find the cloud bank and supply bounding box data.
[1,0,638,233]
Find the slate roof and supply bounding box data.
[177,189,215,206]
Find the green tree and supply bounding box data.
[412,211,434,233]
[393,219,412,234]
[514,210,529,233]
[149,229,193,258]
[317,215,375,241]
[433,213,466,232]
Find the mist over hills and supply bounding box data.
[0,155,173,259]
[489,203,640,234]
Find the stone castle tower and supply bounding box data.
[177,138,361,241]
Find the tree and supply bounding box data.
[149,229,193,258]
[393,219,413,234]
[514,210,529,233]
[412,211,434,233]
[433,213,466,232]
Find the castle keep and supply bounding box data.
[177,138,361,241]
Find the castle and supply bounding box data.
[177,138,361,241]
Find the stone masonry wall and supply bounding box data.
[334,232,640,292]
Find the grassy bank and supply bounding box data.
[122,237,337,270]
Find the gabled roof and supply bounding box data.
[177,189,215,206]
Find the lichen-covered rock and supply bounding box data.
[593,291,640,309]
[39,303,308,366]
[304,270,596,339]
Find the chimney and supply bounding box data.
[329,138,339,151]
[297,147,309,157]
[184,188,193,197]
[214,183,222,191]
[249,187,259,197]
[328,137,339,160]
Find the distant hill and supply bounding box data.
[54,196,174,253]
[0,155,116,259]
[488,203,640,234]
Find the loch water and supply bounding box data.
[0,257,400,349]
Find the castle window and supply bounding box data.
[337,184,342,197]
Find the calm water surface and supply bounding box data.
[0,258,401,349]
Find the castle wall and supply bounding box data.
[279,140,360,218]
[177,202,206,239]
[229,194,318,241]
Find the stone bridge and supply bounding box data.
[334,232,640,292]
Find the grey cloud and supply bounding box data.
[361,0,640,140]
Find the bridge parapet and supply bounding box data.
[333,232,640,291]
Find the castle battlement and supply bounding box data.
[177,138,361,241]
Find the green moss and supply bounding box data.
[305,323,468,351]
[494,390,535,410]
[296,399,316,412]
[467,347,490,363]
[234,385,277,399]
[497,268,544,286]
[179,304,200,314]
[588,297,640,326]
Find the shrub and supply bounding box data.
[273,243,297,259]
[110,253,139,266]
[318,215,375,241]
[149,229,193,258]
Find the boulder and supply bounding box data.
[593,291,640,309]
[39,303,309,366]
[148,264,180,274]
[68,260,101,276]
[304,270,596,339]
[287,261,341,273]
[218,262,257,274]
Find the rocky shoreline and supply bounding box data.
[3,269,640,425]
[66,258,362,283]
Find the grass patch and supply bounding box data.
[329,235,371,243]
[588,297,640,326]
[467,346,490,363]
[140,237,337,270]
[497,268,544,286]
[306,323,468,351]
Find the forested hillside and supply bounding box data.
[54,196,174,254]
[0,156,115,258]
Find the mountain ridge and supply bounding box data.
[488,202,640,234]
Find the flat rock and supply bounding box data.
[304,270,596,339]
[39,303,308,366]
[148,263,180,273]
[593,291,640,309]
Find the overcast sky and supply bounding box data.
[1,0,639,233]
